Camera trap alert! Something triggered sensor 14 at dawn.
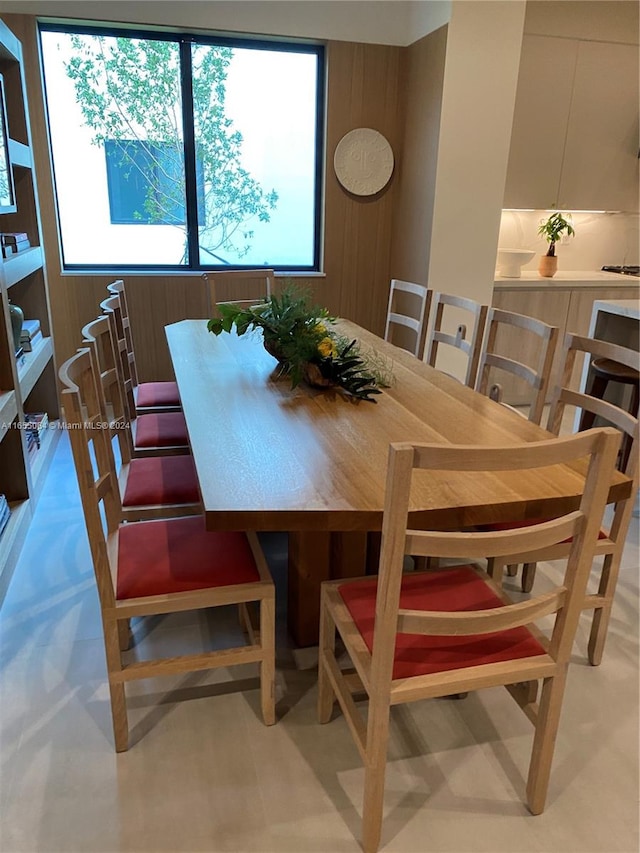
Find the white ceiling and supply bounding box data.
[0,1,452,45]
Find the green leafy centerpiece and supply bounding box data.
[207,286,390,401]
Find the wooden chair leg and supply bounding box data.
[587,553,619,666]
[260,596,276,726]
[521,562,537,593]
[362,702,391,853]
[109,681,129,752]
[620,381,638,470]
[579,374,609,431]
[506,564,519,577]
[526,667,568,815]
[487,557,504,587]
[105,617,129,751]
[317,591,337,724]
[118,618,131,651]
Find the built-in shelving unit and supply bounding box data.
[0,18,59,604]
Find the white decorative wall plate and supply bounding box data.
[333,128,394,196]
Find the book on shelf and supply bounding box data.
[20,319,41,340]
[0,494,10,540]
[1,232,29,245]
[1,237,31,258]
[20,330,43,353]
[25,412,48,449]
[25,411,48,431]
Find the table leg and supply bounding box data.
[330,531,368,580]
[287,531,368,647]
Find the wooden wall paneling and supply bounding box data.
[323,41,402,337]
[390,26,447,288]
[52,275,115,366]
[125,275,209,381]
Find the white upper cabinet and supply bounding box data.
[503,35,578,210]
[504,34,639,212]
[558,41,639,212]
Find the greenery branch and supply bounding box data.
[64,35,278,262]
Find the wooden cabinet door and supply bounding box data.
[490,288,571,405]
[503,36,578,210]
[558,42,639,213]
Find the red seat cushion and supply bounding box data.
[339,567,546,680]
[123,455,200,507]
[136,381,181,409]
[481,518,607,542]
[117,516,260,599]
[134,411,189,449]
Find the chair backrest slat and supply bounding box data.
[59,348,122,610]
[397,588,567,636]
[82,315,134,464]
[101,295,137,421]
[384,279,431,358]
[476,307,559,425]
[106,279,139,387]
[206,269,275,316]
[425,292,487,387]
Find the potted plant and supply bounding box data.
[207,284,391,401]
[537,211,575,278]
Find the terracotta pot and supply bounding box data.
[538,255,558,278]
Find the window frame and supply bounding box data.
[38,21,325,273]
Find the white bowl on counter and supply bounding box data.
[496,248,536,278]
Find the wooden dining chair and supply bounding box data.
[81,316,201,521]
[425,292,488,387]
[106,280,182,412]
[383,279,431,358]
[205,268,275,316]
[487,333,639,666]
[59,347,276,752]
[317,429,620,853]
[475,307,559,425]
[89,304,189,456]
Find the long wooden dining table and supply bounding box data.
[166,318,631,646]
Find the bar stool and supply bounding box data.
[579,357,639,470]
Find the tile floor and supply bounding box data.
[0,432,638,852]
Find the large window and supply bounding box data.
[39,24,324,270]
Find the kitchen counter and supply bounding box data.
[494,270,640,289]
[590,298,640,324]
